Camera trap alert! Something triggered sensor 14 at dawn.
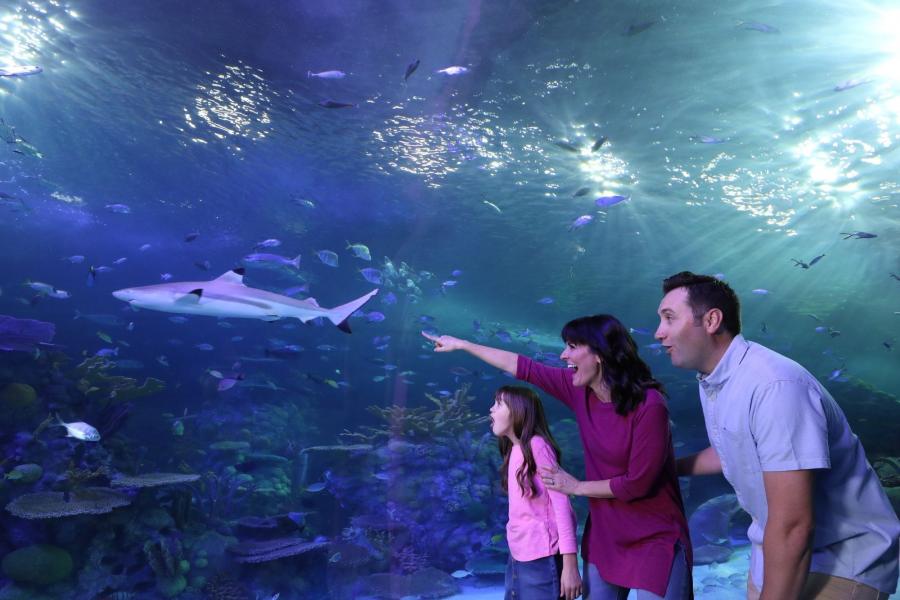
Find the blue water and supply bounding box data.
[1,0,898,598]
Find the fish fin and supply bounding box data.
[175,289,203,304]
[213,268,246,285]
[307,297,320,307]
[337,320,352,334]
[262,315,280,322]
[325,289,379,333]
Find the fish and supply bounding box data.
[834,79,871,92]
[737,21,779,33]
[63,255,85,264]
[96,347,119,357]
[628,327,651,336]
[195,343,214,351]
[591,136,608,151]
[26,281,58,295]
[626,20,656,36]
[827,367,847,382]
[573,187,591,197]
[537,297,554,304]
[365,311,386,323]
[306,482,327,492]
[184,231,200,242]
[105,204,131,214]
[692,135,726,144]
[451,570,473,579]
[0,314,55,353]
[243,253,301,269]
[47,289,71,299]
[97,332,113,343]
[595,195,629,208]
[554,141,580,153]
[308,70,346,79]
[168,316,189,324]
[0,65,43,77]
[113,257,128,266]
[160,273,173,281]
[112,268,378,334]
[381,291,397,305]
[751,289,770,295]
[55,414,101,442]
[482,200,502,213]
[442,280,458,288]
[139,243,152,251]
[841,231,877,239]
[328,552,342,563]
[254,238,281,249]
[404,59,420,81]
[346,242,372,261]
[791,258,810,269]
[644,342,665,355]
[436,66,468,76]
[265,344,304,359]
[808,253,825,266]
[890,273,899,282]
[317,250,339,267]
[318,100,356,109]
[568,215,594,231]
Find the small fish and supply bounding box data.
[482,199,502,213]
[890,273,899,282]
[169,316,189,324]
[171,420,184,436]
[537,297,554,304]
[194,260,211,271]
[195,343,215,351]
[595,195,629,208]
[436,66,468,76]
[218,375,243,392]
[841,231,877,239]
[308,70,346,79]
[791,258,810,269]
[105,203,131,214]
[0,65,43,77]
[884,341,893,351]
[243,253,301,269]
[63,255,85,264]
[184,231,200,242]
[760,322,768,334]
[404,59,420,81]
[254,238,282,249]
[827,367,847,382]
[318,100,356,109]
[157,355,170,367]
[306,482,327,493]
[692,135,726,144]
[328,552,342,563]
[451,570,474,579]
[381,291,397,305]
[55,414,101,441]
[365,311,386,323]
[160,273,173,281]
[751,289,770,295]
[628,327,651,336]
[442,280,458,288]
[574,187,591,197]
[97,332,113,343]
[47,289,71,299]
[626,20,655,36]
[554,140,580,153]
[738,21,779,33]
[317,250,339,267]
[644,343,665,355]
[828,328,841,338]
[591,136,608,151]
[808,253,825,266]
[347,242,372,261]
[139,243,152,251]
[113,257,128,265]
[495,330,512,343]
[814,326,826,333]
[834,79,871,92]
[568,215,594,231]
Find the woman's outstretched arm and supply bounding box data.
[421,331,518,375]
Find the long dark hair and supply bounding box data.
[561,314,666,415]
[496,386,562,498]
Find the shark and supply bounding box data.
[112,268,377,333]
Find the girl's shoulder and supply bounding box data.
[527,435,557,460]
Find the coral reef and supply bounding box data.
[202,573,252,600]
[1,543,73,586]
[70,356,165,402]
[0,383,40,429]
[143,535,188,597]
[5,487,131,519]
[111,472,201,488]
[227,537,329,563]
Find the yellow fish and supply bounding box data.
[97,332,113,343]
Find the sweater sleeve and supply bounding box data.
[532,437,579,555]
[608,394,671,502]
[516,355,577,411]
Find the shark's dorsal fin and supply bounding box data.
[307,297,320,307]
[176,289,203,304]
[214,268,246,286]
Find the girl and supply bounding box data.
[491,385,582,600]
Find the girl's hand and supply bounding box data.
[560,562,583,600]
[421,330,467,352]
[540,465,580,496]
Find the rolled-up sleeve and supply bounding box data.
[517,355,576,411]
[609,401,670,502]
[533,438,578,555]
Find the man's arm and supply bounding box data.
[676,445,722,476]
[759,469,815,600]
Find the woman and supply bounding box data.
[490,385,582,600]
[423,314,692,600]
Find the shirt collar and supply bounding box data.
[697,334,750,390]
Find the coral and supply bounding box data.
[358,567,460,599]
[209,441,251,452]
[394,544,429,575]
[70,356,165,402]
[111,472,201,488]
[0,383,40,428]
[202,573,251,600]
[143,535,187,598]
[1,544,73,586]
[226,537,329,563]
[140,507,175,530]
[5,487,131,519]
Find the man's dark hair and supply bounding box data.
[662,271,742,336]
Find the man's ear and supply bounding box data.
[704,308,724,334]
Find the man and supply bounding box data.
[655,271,899,600]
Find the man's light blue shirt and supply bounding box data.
[698,335,899,594]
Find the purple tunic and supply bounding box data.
[518,355,692,597]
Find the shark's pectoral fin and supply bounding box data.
[176,289,204,303]
[262,315,280,322]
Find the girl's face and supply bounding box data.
[560,341,603,389]
[489,396,514,440]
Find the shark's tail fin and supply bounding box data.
[325,289,378,334]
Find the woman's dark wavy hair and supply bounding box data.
[495,385,562,498]
[561,314,666,416]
